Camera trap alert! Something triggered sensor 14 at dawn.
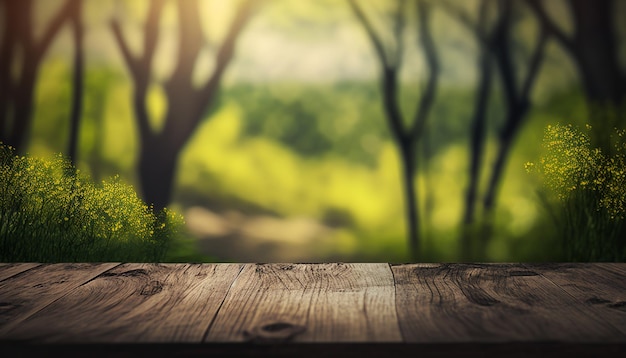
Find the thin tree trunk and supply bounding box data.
[420,121,434,254]
[461,50,492,260]
[349,0,439,260]
[67,0,83,164]
[462,45,493,226]
[483,123,515,215]
[481,0,547,218]
[9,63,37,152]
[400,143,419,260]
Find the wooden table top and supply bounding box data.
[1,262,625,357]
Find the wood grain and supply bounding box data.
[0,263,119,335]
[392,263,626,343]
[0,262,624,350]
[205,263,402,342]
[0,263,41,282]
[600,262,626,276]
[3,263,243,343]
[528,263,626,335]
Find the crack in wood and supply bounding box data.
[586,297,612,305]
[100,269,149,278]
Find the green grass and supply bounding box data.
[0,144,184,262]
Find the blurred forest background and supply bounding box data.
[1,0,625,262]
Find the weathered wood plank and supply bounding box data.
[599,262,626,276]
[2,263,243,343]
[0,263,119,335]
[0,263,41,282]
[527,263,626,335]
[393,263,626,343]
[205,263,401,342]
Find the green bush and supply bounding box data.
[527,124,626,261]
[0,144,184,262]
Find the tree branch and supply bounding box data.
[525,0,575,53]
[491,0,518,110]
[519,22,548,106]
[67,0,83,163]
[195,0,258,122]
[110,18,138,77]
[169,0,203,87]
[349,0,405,142]
[392,0,407,68]
[141,0,165,70]
[110,1,164,140]
[410,0,439,141]
[196,0,256,100]
[34,0,74,60]
[348,0,391,70]
[439,0,488,46]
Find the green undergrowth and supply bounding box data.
[0,144,184,262]
[527,124,626,261]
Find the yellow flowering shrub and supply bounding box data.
[527,124,625,261]
[0,144,184,262]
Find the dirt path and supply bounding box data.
[184,206,349,262]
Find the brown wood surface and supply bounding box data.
[205,263,402,342]
[0,262,624,352]
[392,263,626,343]
[0,263,119,336]
[0,263,40,282]
[528,263,626,335]
[2,263,243,342]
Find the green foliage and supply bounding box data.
[29,61,568,262]
[527,124,626,261]
[0,145,184,262]
[229,82,388,165]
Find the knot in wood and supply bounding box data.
[243,321,306,343]
[140,280,163,296]
[608,301,626,312]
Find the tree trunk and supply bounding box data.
[400,142,419,261]
[462,46,493,227]
[9,61,37,152]
[138,136,178,210]
[0,0,73,153]
[461,38,493,260]
[569,0,625,149]
[111,0,256,210]
[482,120,517,215]
[0,1,15,140]
[527,0,626,150]
[67,0,83,163]
[569,0,624,104]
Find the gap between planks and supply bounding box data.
[0,263,42,282]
